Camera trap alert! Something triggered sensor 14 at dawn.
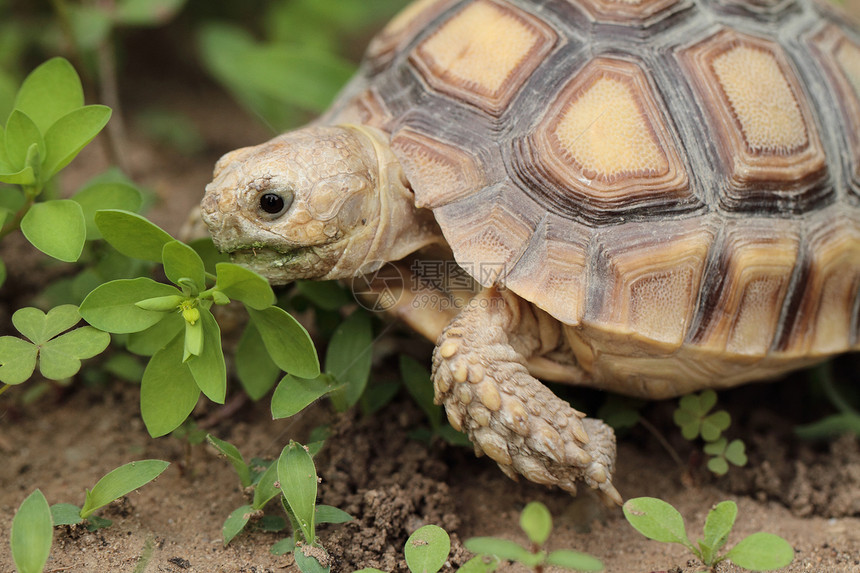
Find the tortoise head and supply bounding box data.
[201,125,398,283]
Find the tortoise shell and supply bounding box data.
[318,0,860,393]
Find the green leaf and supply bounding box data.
[277,441,317,543]
[457,556,500,573]
[13,58,83,134]
[20,200,86,262]
[5,110,44,171]
[463,538,534,564]
[247,305,319,379]
[622,498,693,550]
[707,457,729,476]
[12,305,81,345]
[795,412,860,439]
[94,210,173,262]
[214,262,275,310]
[315,505,353,525]
[326,311,373,411]
[163,241,206,291]
[135,295,183,312]
[81,278,180,333]
[399,354,440,428]
[252,458,282,510]
[725,532,794,570]
[270,537,296,556]
[222,504,253,546]
[294,280,351,310]
[85,515,113,531]
[140,333,200,437]
[10,489,53,573]
[294,544,331,573]
[701,410,731,442]
[520,502,552,546]
[115,0,187,25]
[39,326,111,380]
[80,460,169,518]
[405,525,450,573]
[186,308,226,403]
[545,550,604,571]
[235,321,281,400]
[42,105,112,180]
[0,165,35,185]
[725,439,748,467]
[72,182,142,240]
[51,503,83,526]
[206,435,251,488]
[0,336,38,384]
[126,312,184,356]
[271,373,340,419]
[700,501,737,565]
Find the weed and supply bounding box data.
[674,390,748,475]
[623,497,794,572]
[465,501,604,572]
[10,461,168,572]
[355,524,461,573]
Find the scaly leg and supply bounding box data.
[432,287,621,505]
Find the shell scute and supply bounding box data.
[410,0,558,115]
[519,56,694,223]
[678,28,830,212]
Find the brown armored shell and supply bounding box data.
[326,0,860,395]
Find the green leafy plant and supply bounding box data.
[49,459,169,531]
[197,0,408,130]
[0,58,110,261]
[10,461,168,573]
[623,497,794,572]
[795,362,860,439]
[270,441,353,573]
[270,309,372,419]
[0,305,109,386]
[78,210,319,437]
[465,501,604,572]
[674,390,747,475]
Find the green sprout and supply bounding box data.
[10,461,169,573]
[355,525,462,573]
[674,390,747,475]
[271,441,353,573]
[465,501,604,572]
[0,305,109,387]
[623,497,794,572]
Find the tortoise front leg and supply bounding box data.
[432,287,622,505]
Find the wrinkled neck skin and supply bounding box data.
[324,125,440,279]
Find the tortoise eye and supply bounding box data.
[260,192,292,215]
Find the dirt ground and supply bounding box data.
[2,5,860,571]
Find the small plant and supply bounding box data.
[270,441,353,573]
[269,309,372,420]
[623,497,794,572]
[78,211,320,437]
[0,305,109,386]
[10,461,168,573]
[355,524,463,573]
[674,390,748,475]
[465,501,604,572]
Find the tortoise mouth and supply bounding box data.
[228,245,324,284]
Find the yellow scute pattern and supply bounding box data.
[554,76,668,180]
[711,45,808,154]
[419,0,538,95]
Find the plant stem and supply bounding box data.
[0,383,9,397]
[638,416,687,470]
[0,186,38,240]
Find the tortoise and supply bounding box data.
[201,0,860,505]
